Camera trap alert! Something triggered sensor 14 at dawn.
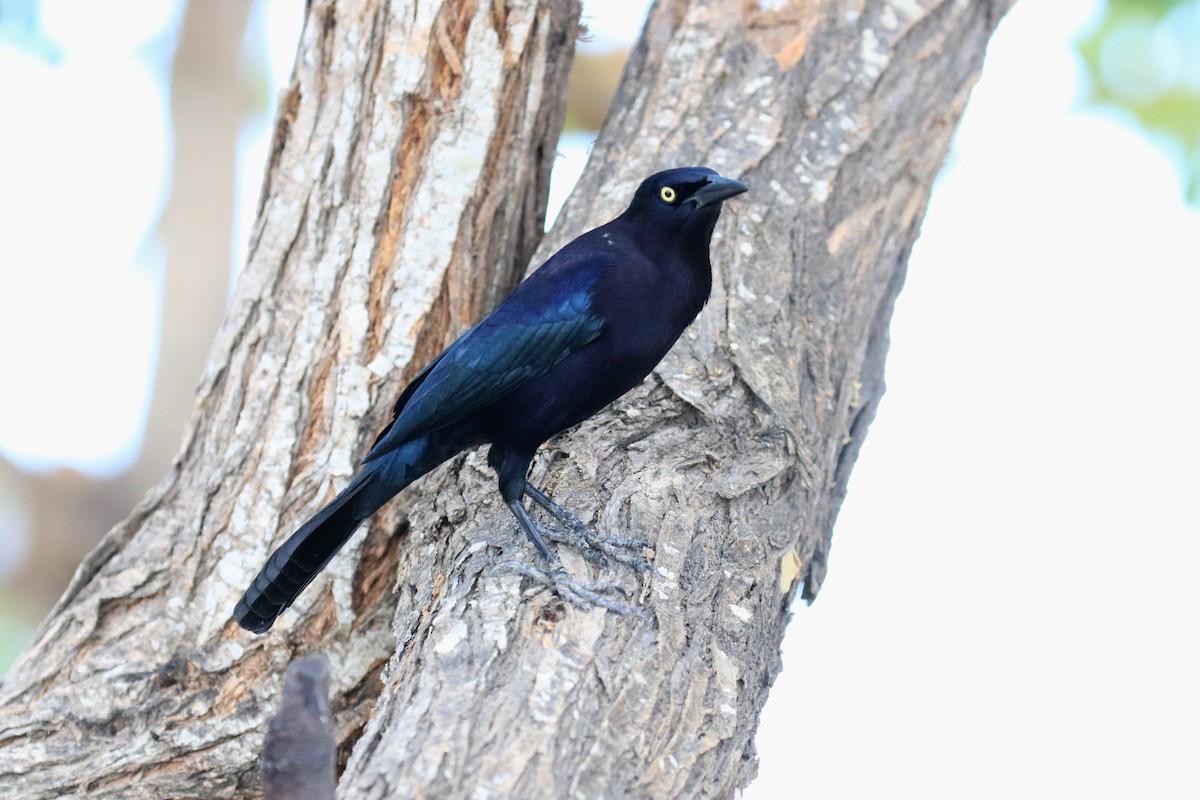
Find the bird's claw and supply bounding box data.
[524,481,658,575]
[499,560,649,619]
[535,521,610,568]
[541,522,658,574]
[503,482,658,616]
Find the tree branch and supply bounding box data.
[0,0,1013,797]
[341,0,1014,796]
[261,655,336,800]
[0,0,580,795]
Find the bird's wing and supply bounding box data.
[363,250,609,461]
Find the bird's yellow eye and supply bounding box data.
[660,186,677,203]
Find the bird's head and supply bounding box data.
[622,167,750,235]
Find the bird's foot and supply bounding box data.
[534,520,658,574]
[500,560,649,619]
[524,481,659,575]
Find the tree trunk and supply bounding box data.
[0,0,580,795]
[135,0,254,494]
[0,0,1012,798]
[3,0,253,629]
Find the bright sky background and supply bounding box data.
[0,0,1197,797]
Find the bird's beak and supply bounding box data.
[690,175,750,208]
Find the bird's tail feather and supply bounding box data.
[234,446,424,634]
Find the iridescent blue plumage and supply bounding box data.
[235,167,748,633]
[364,252,607,459]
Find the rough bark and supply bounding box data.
[0,0,1013,798]
[0,0,579,796]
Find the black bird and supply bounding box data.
[235,166,748,633]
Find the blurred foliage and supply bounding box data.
[1077,0,1200,203]
[565,49,628,132]
[0,600,32,675]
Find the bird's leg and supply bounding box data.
[502,559,647,618]
[524,481,656,573]
[491,445,645,617]
[503,495,554,562]
[522,482,588,528]
[502,495,645,618]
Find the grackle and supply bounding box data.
[235,167,748,633]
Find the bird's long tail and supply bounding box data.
[234,440,434,634]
